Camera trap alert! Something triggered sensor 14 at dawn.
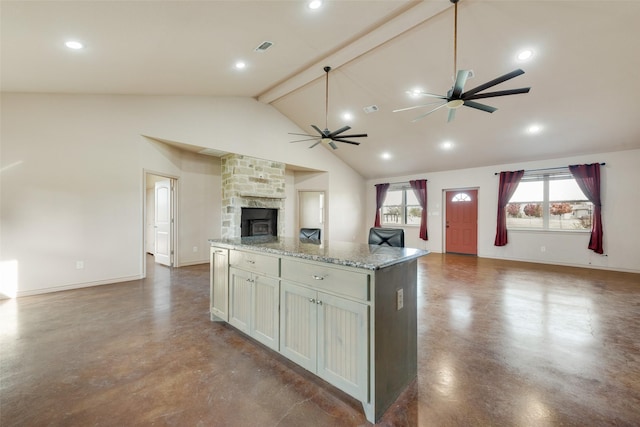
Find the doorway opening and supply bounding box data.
[298,191,326,241]
[144,172,178,277]
[444,188,478,255]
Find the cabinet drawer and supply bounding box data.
[230,250,279,277]
[281,258,369,301]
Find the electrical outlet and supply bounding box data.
[76,261,84,270]
[540,246,546,252]
[193,246,198,253]
[396,288,404,311]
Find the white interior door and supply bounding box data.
[299,191,325,239]
[154,179,172,266]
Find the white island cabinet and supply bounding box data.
[209,246,229,321]
[228,250,280,351]
[209,237,428,423]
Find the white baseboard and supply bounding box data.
[12,274,143,298]
[479,254,640,274]
[177,259,209,267]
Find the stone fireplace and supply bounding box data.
[221,154,285,239]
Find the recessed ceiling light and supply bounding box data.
[441,141,454,150]
[517,49,534,61]
[308,0,322,10]
[527,124,542,134]
[235,61,246,70]
[342,112,353,121]
[381,152,392,160]
[406,88,423,98]
[65,41,84,50]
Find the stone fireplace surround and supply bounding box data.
[221,154,285,239]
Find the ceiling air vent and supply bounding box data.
[255,41,274,52]
[363,105,379,114]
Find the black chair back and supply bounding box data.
[300,228,321,240]
[368,227,404,247]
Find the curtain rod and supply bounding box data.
[374,180,426,187]
[494,162,605,175]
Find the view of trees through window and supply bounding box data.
[506,173,592,230]
[382,188,422,225]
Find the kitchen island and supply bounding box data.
[209,236,428,423]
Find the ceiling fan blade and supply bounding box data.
[461,69,525,98]
[463,100,497,113]
[289,132,317,137]
[328,125,351,137]
[309,140,322,149]
[410,102,449,122]
[335,133,367,138]
[451,70,470,98]
[290,137,322,143]
[393,101,446,113]
[328,141,338,150]
[419,92,448,99]
[464,87,531,100]
[311,125,325,136]
[332,138,361,145]
[447,108,456,123]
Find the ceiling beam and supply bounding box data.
[257,0,450,105]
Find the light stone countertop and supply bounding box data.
[209,236,429,270]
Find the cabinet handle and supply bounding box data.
[309,298,316,303]
[311,275,325,280]
[247,260,256,264]
[316,300,323,305]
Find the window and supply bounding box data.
[382,187,422,225]
[451,192,471,202]
[506,171,592,231]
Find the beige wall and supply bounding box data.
[0,93,366,297]
[366,149,640,273]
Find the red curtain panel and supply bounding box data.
[409,179,428,240]
[569,163,604,254]
[374,183,390,227]
[494,170,524,246]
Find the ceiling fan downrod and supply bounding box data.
[324,66,331,131]
[451,0,459,78]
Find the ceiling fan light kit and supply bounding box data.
[289,66,368,149]
[393,0,531,123]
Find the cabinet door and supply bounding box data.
[251,274,280,351]
[210,248,229,321]
[317,292,369,401]
[280,282,317,372]
[229,267,252,333]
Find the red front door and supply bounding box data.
[446,189,478,255]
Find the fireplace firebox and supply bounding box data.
[241,208,278,237]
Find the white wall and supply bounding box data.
[366,149,640,273]
[0,93,366,297]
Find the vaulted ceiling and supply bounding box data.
[2,1,639,178]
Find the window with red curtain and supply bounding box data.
[374,183,390,227]
[495,170,525,246]
[409,179,428,240]
[569,163,604,254]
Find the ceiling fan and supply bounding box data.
[289,66,367,149]
[393,0,531,123]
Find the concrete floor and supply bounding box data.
[1,254,639,426]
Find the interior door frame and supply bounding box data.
[142,169,179,277]
[442,186,479,254]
